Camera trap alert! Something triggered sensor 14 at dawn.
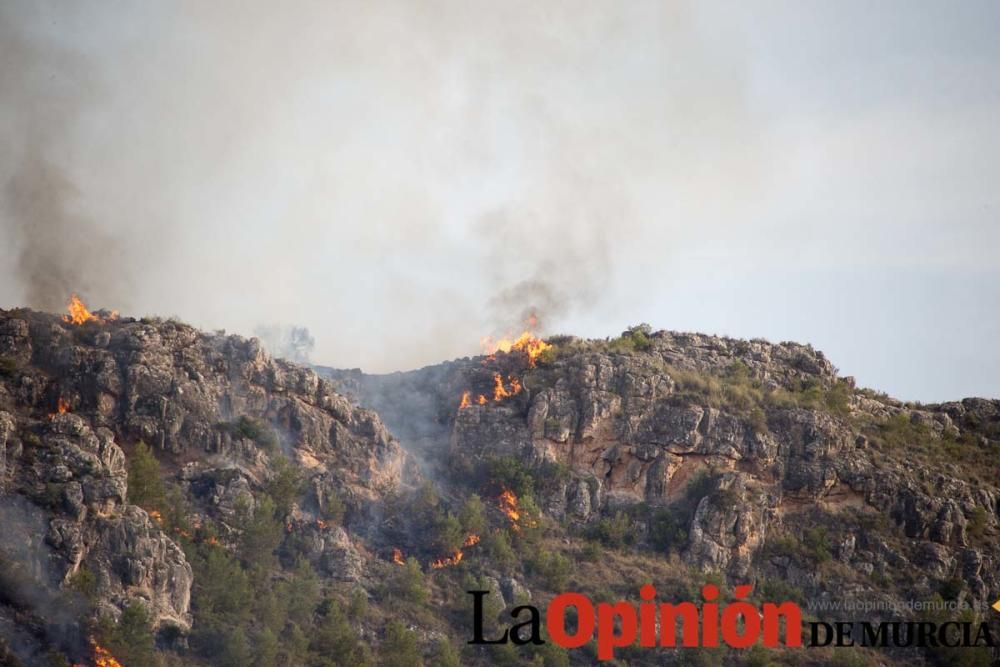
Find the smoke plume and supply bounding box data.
[2,1,998,400]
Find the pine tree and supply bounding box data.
[127,441,166,510]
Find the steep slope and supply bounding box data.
[0,308,409,665]
[321,325,1000,665]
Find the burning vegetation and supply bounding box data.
[481,331,552,368]
[458,317,551,410]
[91,643,123,667]
[62,294,118,325]
[497,488,535,532]
[430,533,481,570]
[49,397,70,419]
[492,373,521,401]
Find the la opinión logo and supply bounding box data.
[468,584,998,661]
[469,584,801,661]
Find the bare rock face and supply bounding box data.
[0,309,412,648]
[1,406,192,631]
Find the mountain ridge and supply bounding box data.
[1,308,998,665]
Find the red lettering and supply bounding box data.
[597,602,637,661]
[546,593,595,649]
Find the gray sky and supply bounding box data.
[1,1,998,402]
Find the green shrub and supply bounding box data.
[381,621,422,667]
[968,506,988,540]
[938,577,964,601]
[763,526,832,564]
[802,526,832,562]
[238,495,283,571]
[649,507,688,553]
[432,511,466,554]
[608,326,653,354]
[428,638,461,667]
[389,557,429,604]
[0,357,17,377]
[458,494,487,535]
[536,346,558,365]
[588,511,635,548]
[482,456,536,497]
[528,551,572,590]
[348,588,369,620]
[710,486,741,507]
[579,542,601,562]
[265,456,304,516]
[96,601,157,667]
[219,416,279,451]
[127,441,166,510]
[483,529,516,569]
[68,566,98,601]
[310,601,373,666]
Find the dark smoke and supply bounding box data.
[0,2,129,314]
[5,151,122,312]
[487,279,567,335]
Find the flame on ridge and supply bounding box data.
[62,294,118,326]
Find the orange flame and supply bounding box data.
[392,548,405,565]
[481,331,552,367]
[50,397,70,419]
[64,294,96,325]
[148,510,163,525]
[92,642,123,667]
[206,536,219,546]
[499,489,521,530]
[460,375,524,410]
[492,373,523,402]
[431,533,480,569]
[316,519,328,530]
[493,373,511,401]
[431,550,463,569]
[62,294,118,326]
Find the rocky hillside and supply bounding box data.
[0,308,408,665]
[322,325,1000,665]
[1,309,998,666]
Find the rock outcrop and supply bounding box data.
[323,328,1000,619]
[0,308,411,663]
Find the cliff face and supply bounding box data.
[0,309,408,664]
[323,328,1000,622]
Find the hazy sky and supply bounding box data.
[1,1,998,402]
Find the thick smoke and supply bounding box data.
[0,1,758,373]
[3,2,997,399]
[5,152,127,312]
[0,3,131,313]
